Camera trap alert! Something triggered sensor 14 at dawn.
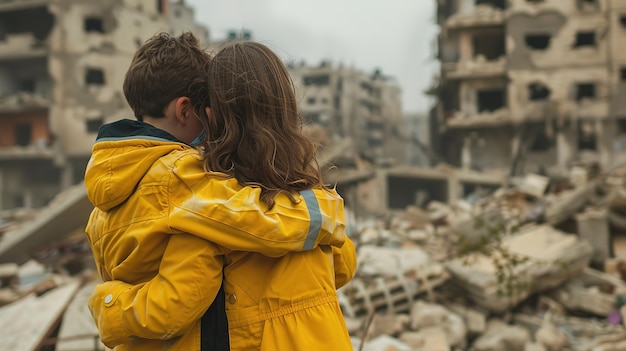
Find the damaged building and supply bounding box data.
[288,61,406,167]
[432,0,626,177]
[0,0,208,211]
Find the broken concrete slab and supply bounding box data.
[367,313,410,339]
[544,180,599,225]
[56,280,104,351]
[551,267,626,317]
[517,173,550,198]
[411,327,450,351]
[472,319,530,351]
[0,184,92,265]
[576,208,612,263]
[447,302,488,335]
[353,334,414,351]
[514,312,626,351]
[534,313,569,351]
[0,279,81,351]
[446,224,593,313]
[409,301,466,349]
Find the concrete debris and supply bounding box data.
[517,173,551,199]
[446,224,593,313]
[4,160,626,350]
[338,160,626,351]
[410,301,467,349]
[576,208,612,263]
[367,313,410,339]
[353,334,414,351]
[0,280,82,351]
[472,320,530,351]
[402,327,451,351]
[338,247,448,318]
[550,268,626,317]
[535,314,569,351]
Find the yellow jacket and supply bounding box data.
[85,120,356,350]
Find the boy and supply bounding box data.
[84,32,350,351]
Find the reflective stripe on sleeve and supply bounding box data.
[300,189,322,251]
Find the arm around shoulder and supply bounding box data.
[87,233,224,348]
[169,157,347,256]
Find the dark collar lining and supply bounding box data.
[96,119,182,144]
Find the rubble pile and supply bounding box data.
[4,163,626,350]
[0,254,97,351]
[346,165,626,351]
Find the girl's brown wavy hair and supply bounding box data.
[202,41,325,208]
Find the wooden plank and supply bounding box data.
[0,280,81,351]
[56,281,105,351]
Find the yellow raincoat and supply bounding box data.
[85,120,356,350]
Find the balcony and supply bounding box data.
[445,108,511,128]
[0,92,50,114]
[445,4,505,30]
[0,144,54,160]
[0,0,50,12]
[0,33,47,61]
[442,56,506,80]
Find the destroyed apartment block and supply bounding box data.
[432,0,626,177]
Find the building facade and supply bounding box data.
[432,0,626,176]
[0,0,207,210]
[288,61,405,166]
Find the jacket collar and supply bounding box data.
[95,119,183,144]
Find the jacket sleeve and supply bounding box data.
[87,233,223,348]
[333,237,357,289]
[168,154,347,257]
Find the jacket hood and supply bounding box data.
[85,119,190,211]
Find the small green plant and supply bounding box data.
[453,211,530,299]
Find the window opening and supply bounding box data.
[618,119,626,133]
[86,118,104,133]
[303,75,330,86]
[84,17,104,33]
[477,89,506,112]
[473,33,505,60]
[85,68,105,85]
[15,124,31,147]
[573,31,596,48]
[475,0,505,9]
[577,0,599,11]
[334,96,341,109]
[20,79,36,93]
[576,83,596,101]
[525,34,551,50]
[530,129,553,151]
[529,83,551,101]
[577,121,597,150]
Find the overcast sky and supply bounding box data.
[185,0,439,114]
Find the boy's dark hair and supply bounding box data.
[123,32,211,121]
